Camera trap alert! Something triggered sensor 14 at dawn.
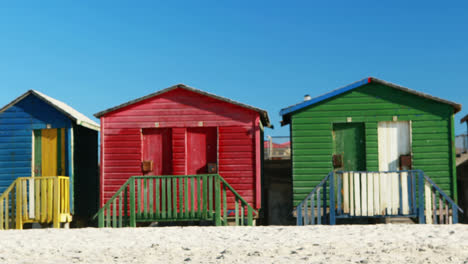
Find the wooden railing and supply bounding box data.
[0,176,71,230]
[295,170,463,225]
[95,174,257,227]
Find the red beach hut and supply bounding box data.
[94,84,271,226]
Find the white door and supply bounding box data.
[378,121,411,171]
[377,121,411,215]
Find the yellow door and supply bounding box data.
[34,128,66,176]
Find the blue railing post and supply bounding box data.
[417,171,425,224]
[453,206,458,224]
[297,202,303,226]
[329,172,336,225]
[323,181,327,224]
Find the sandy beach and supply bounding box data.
[0,225,467,264]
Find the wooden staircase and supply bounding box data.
[0,176,72,229]
[95,174,257,227]
[295,170,463,225]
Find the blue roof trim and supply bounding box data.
[279,78,370,116]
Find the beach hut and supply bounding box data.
[94,84,271,227]
[280,77,463,225]
[0,90,99,229]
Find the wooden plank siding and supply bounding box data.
[100,88,262,210]
[0,95,71,195]
[291,83,455,206]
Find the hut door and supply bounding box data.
[332,123,366,171]
[33,128,67,177]
[378,121,411,171]
[187,127,217,174]
[142,128,172,175]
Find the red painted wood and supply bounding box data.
[100,88,263,209]
[142,128,172,175]
[187,127,217,174]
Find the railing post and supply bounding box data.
[418,171,425,224]
[15,181,22,230]
[452,207,458,224]
[329,172,336,225]
[247,206,253,226]
[53,177,61,228]
[129,177,136,227]
[297,203,303,226]
[214,175,222,226]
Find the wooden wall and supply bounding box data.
[100,88,262,209]
[290,83,456,206]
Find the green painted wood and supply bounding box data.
[167,178,171,219]
[118,192,123,228]
[106,206,110,227]
[149,178,153,217]
[235,198,239,226]
[450,115,457,202]
[173,177,177,219]
[223,185,227,225]
[137,179,142,217]
[289,83,456,205]
[197,177,201,218]
[156,179,160,219]
[202,175,207,219]
[124,187,128,223]
[112,200,117,228]
[129,179,136,227]
[34,130,42,176]
[247,206,253,226]
[190,178,195,218]
[214,176,221,226]
[184,178,188,218]
[333,123,366,171]
[98,210,104,227]
[143,179,148,218]
[208,175,213,218]
[241,205,244,226]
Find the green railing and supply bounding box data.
[95,174,257,227]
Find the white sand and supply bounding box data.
[0,225,467,263]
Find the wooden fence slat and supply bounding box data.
[343,172,349,214]
[424,181,433,224]
[317,188,321,224]
[361,173,367,216]
[184,178,189,218]
[173,177,177,219]
[354,173,361,216]
[373,173,379,215]
[112,199,117,228]
[380,172,387,215]
[235,198,239,226]
[119,193,123,227]
[162,178,166,219]
[439,195,443,224]
[149,178,154,217]
[367,172,373,216]
[401,172,409,214]
[392,172,399,215]
[311,194,315,225]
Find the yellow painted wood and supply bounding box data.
[16,181,22,230]
[47,179,53,222]
[35,178,40,221]
[60,128,66,175]
[22,180,28,220]
[41,129,58,176]
[41,179,47,222]
[53,177,60,228]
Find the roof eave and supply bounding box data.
[279,77,462,119]
[94,84,273,128]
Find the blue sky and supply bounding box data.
[0,1,467,136]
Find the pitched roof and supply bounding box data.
[280,77,462,124]
[94,84,272,128]
[0,90,100,131]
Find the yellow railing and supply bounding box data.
[0,176,72,230]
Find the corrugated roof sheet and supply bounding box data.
[94,84,272,128]
[0,90,100,131]
[280,77,462,124]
